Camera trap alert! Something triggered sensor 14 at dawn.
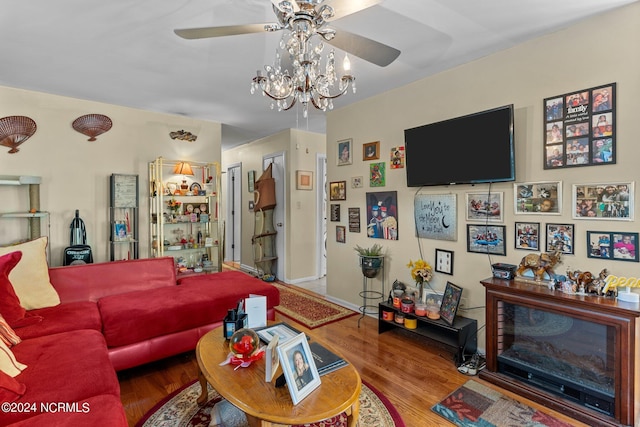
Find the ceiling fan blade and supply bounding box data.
[174,24,274,40]
[328,29,400,67]
[320,0,381,21]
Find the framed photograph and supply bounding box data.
[329,181,346,201]
[465,192,503,222]
[351,176,363,188]
[467,224,506,255]
[423,290,443,307]
[545,223,574,254]
[255,322,303,345]
[440,281,463,326]
[265,335,280,382]
[390,146,405,169]
[370,162,386,187]
[573,182,633,220]
[348,207,360,233]
[166,182,178,196]
[248,170,256,193]
[544,83,616,169]
[435,249,454,275]
[114,223,127,241]
[363,141,380,161]
[296,170,313,190]
[330,204,340,221]
[514,181,562,214]
[336,225,346,243]
[587,232,638,262]
[366,191,398,240]
[337,138,352,166]
[277,333,321,405]
[514,222,540,251]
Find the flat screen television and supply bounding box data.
[404,104,515,187]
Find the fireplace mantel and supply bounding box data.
[480,277,639,427]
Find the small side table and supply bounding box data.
[358,257,385,327]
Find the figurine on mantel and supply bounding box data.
[516,246,563,283]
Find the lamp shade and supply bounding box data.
[173,162,194,176]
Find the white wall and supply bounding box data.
[325,3,640,349]
[0,86,221,265]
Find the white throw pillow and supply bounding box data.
[0,339,27,377]
[0,237,60,310]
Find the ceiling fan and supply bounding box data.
[174,0,401,67]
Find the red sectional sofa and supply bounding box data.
[5,257,279,427]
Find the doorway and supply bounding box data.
[262,152,285,281]
[225,163,241,266]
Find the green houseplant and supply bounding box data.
[354,243,384,278]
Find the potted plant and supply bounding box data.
[354,243,384,278]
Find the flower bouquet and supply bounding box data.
[407,259,433,300]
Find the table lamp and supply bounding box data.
[173,161,194,195]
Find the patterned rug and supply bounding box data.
[432,380,574,427]
[136,379,404,427]
[272,282,357,329]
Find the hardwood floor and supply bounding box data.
[118,301,587,426]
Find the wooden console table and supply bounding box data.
[480,277,640,427]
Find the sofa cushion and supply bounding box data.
[0,339,27,377]
[0,237,60,310]
[16,301,102,340]
[178,271,280,308]
[0,314,21,347]
[0,251,27,326]
[99,275,279,348]
[0,369,26,403]
[6,330,120,425]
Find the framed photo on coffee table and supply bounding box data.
[277,333,321,405]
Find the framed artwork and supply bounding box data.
[366,191,398,240]
[248,170,256,193]
[166,182,178,196]
[277,333,321,405]
[348,208,360,233]
[370,162,385,187]
[351,176,363,188]
[336,225,346,243]
[587,232,639,262]
[329,181,346,201]
[465,192,503,222]
[363,141,380,161]
[390,146,405,169]
[296,170,313,190]
[435,249,454,275]
[414,194,456,241]
[573,182,633,220]
[545,223,574,254]
[114,223,127,241]
[330,204,340,221]
[440,282,463,326]
[467,224,506,255]
[337,138,352,166]
[514,222,540,251]
[514,181,562,214]
[544,83,616,169]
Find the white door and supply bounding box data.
[316,154,327,278]
[225,164,242,264]
[263,153,285,281]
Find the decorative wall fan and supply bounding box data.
[174,0,400,67]
[0,116,37,154]
[72,114,113,141]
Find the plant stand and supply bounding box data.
[358,256,385,328]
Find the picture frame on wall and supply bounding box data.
[545,223,574,254]
[363,141,380,161]
[336,226,346,243]
[329,181,346,201]
[351,176,363,188]
[348,208,360,233]
[587,231,638,262]
[467,224,506,255]
[248,170,256,193]
[465,192,503,222]
[296,170,313,190]
[435,249,454,275]
[514,181,562,214]
[573,182,633,220]
[337,138,352,166]
[440,281,463,326]
[330,204,340,221]
[366,191,398,240]
[514,222,540,251]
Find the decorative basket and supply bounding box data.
[72,114,113,141]
[0,116,37,153]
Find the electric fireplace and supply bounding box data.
[480,277,639,427]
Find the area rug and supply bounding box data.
[432,380,574,427]
[136,379,404,427]
[272,282,357,329]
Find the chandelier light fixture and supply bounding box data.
[250,2,355,117]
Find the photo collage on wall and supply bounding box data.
[544,83,615,169]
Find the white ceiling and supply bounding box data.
[0,0,636,149]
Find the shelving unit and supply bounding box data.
[378,301,477,363]
[252,208,277,277]
[109,174,139,261]
[148,158,223,273]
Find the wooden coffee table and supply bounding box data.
[196,326,361,427]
